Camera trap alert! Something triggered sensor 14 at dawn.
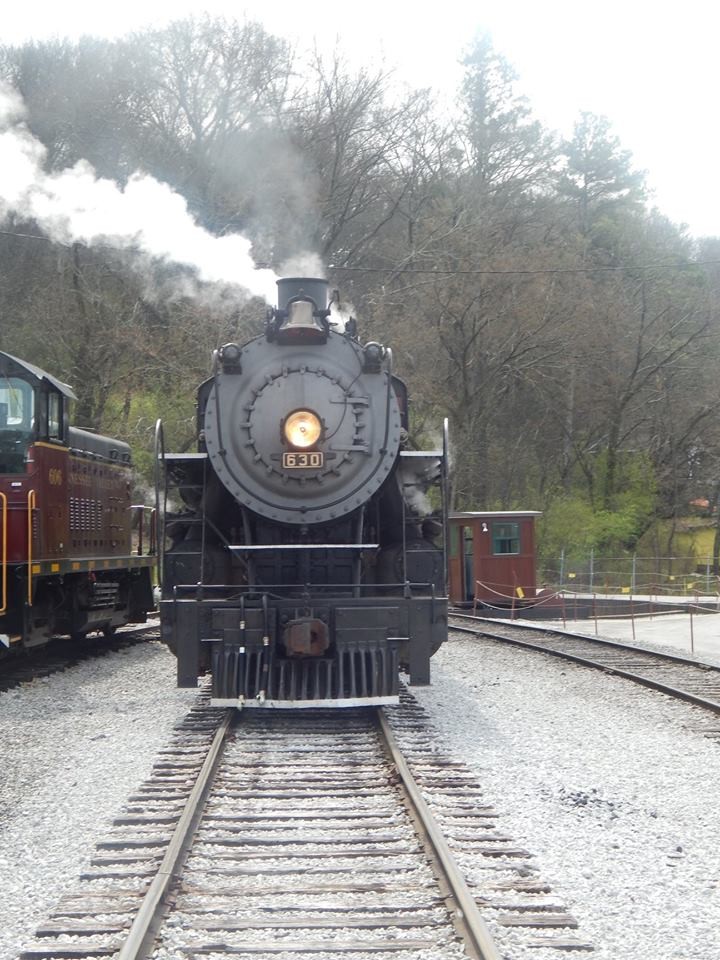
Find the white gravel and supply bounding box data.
[0,635,197,960]
[3,627,720,960]
[414,632,720,960]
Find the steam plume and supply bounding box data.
[0,85,278,302]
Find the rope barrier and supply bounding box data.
[470,579,720,619]
[464,576,719,657]
[472,580,564,613]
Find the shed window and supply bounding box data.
[449,523,460,559]
[492,522,519,555]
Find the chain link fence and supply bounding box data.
[539,552,720,596]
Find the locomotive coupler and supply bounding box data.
[282,617,329,657]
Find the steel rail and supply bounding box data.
[376,708,501,960]
[450,610,713,665]
[450,615,720,714]
[116,708,235,960]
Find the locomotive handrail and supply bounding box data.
[0,492,6,615]
[27,488,35,606]
[399,449,444,457]
[131,504,145,556]
[442,417,450,596]
[171,581,446,595]
[161,451,207,460]
[130,504,158,557]
[228,543,380,551]
[154,419,165,588]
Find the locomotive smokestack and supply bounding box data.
[272,277,330,345]
[276,277,328,312]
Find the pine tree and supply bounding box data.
[559,113,646,237]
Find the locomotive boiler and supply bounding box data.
[158,277,449,707]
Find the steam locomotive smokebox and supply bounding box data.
[276,277,328,311]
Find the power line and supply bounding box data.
[328,260,720,277]
[0,229,57,243]
[3,229,719,277]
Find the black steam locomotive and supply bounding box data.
[158,277,448,707]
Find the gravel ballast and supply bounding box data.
[414,632,720,960]
[2,628,719,960]
[0,636,196,960]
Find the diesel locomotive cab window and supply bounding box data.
[0,377,34,473]
[492,522,520,555]
[48,393,62,440]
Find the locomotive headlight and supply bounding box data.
[284,409,322,448]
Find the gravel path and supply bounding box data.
[414,632,720,960]
[0,636,196,960]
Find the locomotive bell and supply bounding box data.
[273,277,330,345]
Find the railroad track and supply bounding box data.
[451,612,720,716]
[19,691,591,959]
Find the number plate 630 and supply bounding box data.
[282,452,323,469]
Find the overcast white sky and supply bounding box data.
[3,0,719,238]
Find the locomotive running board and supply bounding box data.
[228,544,379,550]
[211,695,400,709]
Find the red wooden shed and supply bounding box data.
[448,511,541,607]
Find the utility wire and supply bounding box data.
[3,229,719,277]
[0,229,57,243]
[328,260,720,277]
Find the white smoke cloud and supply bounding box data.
[329,297,356,334]
[0,85,25,125]
[278,252,326,279]
[0,85,279,303]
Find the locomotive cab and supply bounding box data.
[0,354,72,470]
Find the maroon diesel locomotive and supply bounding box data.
[0,352,156,653]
